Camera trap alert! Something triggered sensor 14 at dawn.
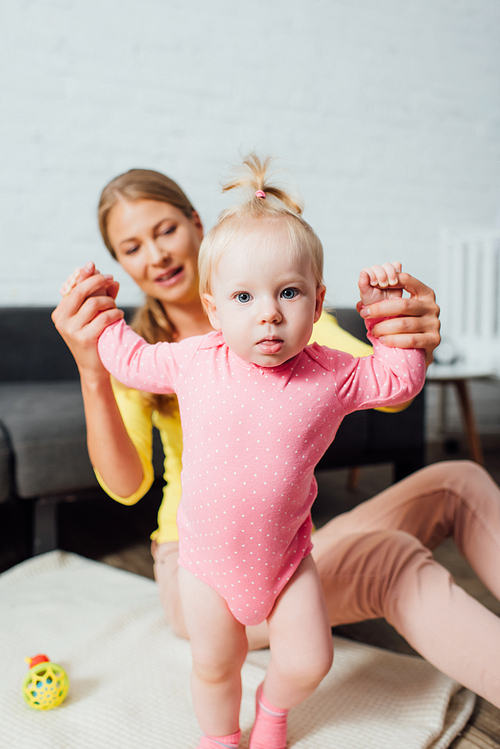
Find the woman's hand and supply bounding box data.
[54,262,144,496]
[52,262,124,381]
[358,271,441,366]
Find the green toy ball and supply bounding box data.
[22,654,69,710]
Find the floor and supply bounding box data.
[3,437,500,747]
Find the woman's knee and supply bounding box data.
[152,541,189,639]
[420,459,490,492]
[422,460,499,530]
[166,602,189,640]
[246,621,270,651]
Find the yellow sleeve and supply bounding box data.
[310,309,373,358]
[310,310,411,413]
[151,407,183,544]
[93,379,155,505]
[93,379,183,543]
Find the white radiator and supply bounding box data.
[439,229,500,374]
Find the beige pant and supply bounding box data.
[152,461,500,707]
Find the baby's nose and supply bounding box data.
[260,301,282,324]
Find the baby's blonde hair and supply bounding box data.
[198,154,324,296]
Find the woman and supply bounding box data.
[53,168,500,708]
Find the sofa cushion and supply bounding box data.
[0,382,165,500]
[0,382,97,498]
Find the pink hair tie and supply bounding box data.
[255,190,266,199]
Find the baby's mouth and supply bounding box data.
[257,338,284,354]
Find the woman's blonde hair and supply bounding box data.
[98,168,197,416]
[198,154,324,297]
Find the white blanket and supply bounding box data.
[0,551,475,748]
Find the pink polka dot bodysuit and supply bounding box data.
[98,320,425,625]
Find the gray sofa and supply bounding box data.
[0,306,425,558]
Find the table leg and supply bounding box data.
[347,466,361,491]
[454,380,485,466]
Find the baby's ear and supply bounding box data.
[201,294,221,330]
[314,285,326,323]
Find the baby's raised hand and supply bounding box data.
[60,262,118,300]
[358,262,403,308]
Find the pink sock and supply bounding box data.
[197,729,241,749]
[249,684,288,749]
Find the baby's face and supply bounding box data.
[203,227,325,367]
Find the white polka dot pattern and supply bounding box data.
[98,320,425,625]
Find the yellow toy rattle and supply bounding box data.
[22,654,69,710]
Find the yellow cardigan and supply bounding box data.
[95,311,408,543]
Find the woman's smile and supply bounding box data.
[154,266,185,287]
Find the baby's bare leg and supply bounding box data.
[249,556,333,749]
[265,555,333,708]
[177,566,248,738]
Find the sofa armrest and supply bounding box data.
[0,420,13,504]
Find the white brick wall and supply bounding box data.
[2,0,500,440]
[1,0,499,310]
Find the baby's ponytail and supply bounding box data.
[222,154,303,216]
[198,153,324,297]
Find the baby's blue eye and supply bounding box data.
[281,287,298,299]
[236,292,252,303]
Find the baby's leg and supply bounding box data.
[178,566,248,742]
[265,555,333,707]
[249,555,333,749]
[153,541,270,650]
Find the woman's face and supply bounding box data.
[107,198,204,305]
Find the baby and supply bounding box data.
[97,155,425,749]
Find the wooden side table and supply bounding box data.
[426,364,498,466]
